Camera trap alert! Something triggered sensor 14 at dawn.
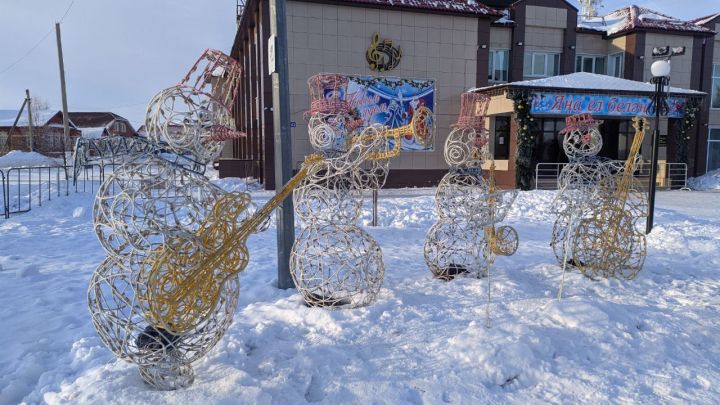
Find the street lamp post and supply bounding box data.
[646,59,671,235]
[645,46,685,235]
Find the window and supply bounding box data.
[712,64,720,109]
[575,55,607,75]
[523,52,560,78]
[708,128,720,173]
[493,116,510,159]
[113,121,128,132]
[608,52,624,78]
[488,49,509,83]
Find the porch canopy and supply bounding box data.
[471,72,705,118]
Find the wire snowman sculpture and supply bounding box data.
[87,49,252,390]
[551,114,648,298]
[424,92,519,325]
[290,73,433,307]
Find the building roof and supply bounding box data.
[690,13,720,27]
[318,0,503,16]
[472,72,706,96]
[65,112,125,128]
[578,5,715,37]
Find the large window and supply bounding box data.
[608,52,624,78]
[712,64,720,109]
[493,116,510,159]
[575,55,606,74]
[488,49,509,83]
[708,128,720,173]
[523,52,560,78]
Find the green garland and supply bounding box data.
[512,92,535,190]
[674,99,700,164]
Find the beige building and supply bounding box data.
[225,0,719,189]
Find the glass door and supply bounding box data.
[708,128,720,173]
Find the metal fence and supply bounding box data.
[1,164,105,218]
[535,161,688,191]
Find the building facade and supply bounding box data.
[224,0,719,188]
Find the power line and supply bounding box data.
[0,0,76,77]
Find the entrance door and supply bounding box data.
[708,127,720,173]
[600,120,620,160]
[533,118,567,163]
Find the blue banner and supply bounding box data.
[530,92,687,118]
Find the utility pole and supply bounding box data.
[25,89,34,151]
[55,22,70,170]
[4,98,28,153]
[268,0,295,289]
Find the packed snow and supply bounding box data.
[0,151,62,168]
[79,127,107,139]
[689,169,720,191]
[1,181,719,404]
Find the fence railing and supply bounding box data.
[535,161,688,191]
[1,170,6,219]
[1,164,105,218]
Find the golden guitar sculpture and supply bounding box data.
[571,117,649,280]
[138,123,414,335]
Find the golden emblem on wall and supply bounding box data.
[366,33,402,72]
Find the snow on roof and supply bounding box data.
[81,127,108,139]
[471,72,705,96]
[328,0,503,16]
[577,5,715,36]
[493,9,514,25]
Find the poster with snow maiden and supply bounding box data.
[343,76,436,151]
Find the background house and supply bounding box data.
[0,111,135,158]
[45,111,135,138]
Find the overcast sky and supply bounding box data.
[0,0,717,128]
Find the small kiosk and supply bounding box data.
[473,72,705,189]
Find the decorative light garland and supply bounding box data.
[674,99,700,164]
[512,91,535,190]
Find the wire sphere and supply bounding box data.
[290,223,384,307]
[145,86,234,164]
[93,156,227,258]
[572,207,647,280]
[424,219,488,280]
[444,127,487,168]
[307,113,349,152]
[561,125,603,159]
[88,255,239,389]
[435,171,490,220]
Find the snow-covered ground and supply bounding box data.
[689,169,720,191]
[1,183,719,404]
[0,151,62,169]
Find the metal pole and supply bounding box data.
[55,23,70,173]
[268,0,295,289]
[370,188,378,226]
[25,90,34,151]
[646,78,663,235]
